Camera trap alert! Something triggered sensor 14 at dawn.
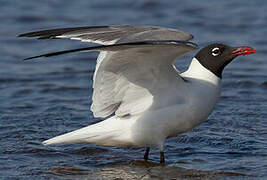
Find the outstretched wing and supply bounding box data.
[22,40,197,117]
[91,41,197,117]
[19,25,197,117]
[18,25,193,45]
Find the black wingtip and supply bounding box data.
[22,46,96,61]
[23,55,43,61]
[23,52,60,60]
[17,32,32,37]
[17,26,111,39]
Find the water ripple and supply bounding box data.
[1,0,267,178]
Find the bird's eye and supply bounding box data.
[211,47,221,56]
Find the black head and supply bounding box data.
[195,43,256,78]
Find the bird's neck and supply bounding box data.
[181,58,221,86]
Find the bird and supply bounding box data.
[18,25,256,163]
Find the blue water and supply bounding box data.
[1,0,267,179]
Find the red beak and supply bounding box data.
[231,46,256,56]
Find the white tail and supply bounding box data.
[43,116,134,147]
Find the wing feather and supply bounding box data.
[21,40,197,117]
[18,25,193,45]
[19,25,197,118]
[91,42,197,117]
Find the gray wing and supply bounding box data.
[18,25,193,45]
[21,41,198,118]
[90,41,197,117]
[19,25,196,118]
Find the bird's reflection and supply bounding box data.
[48,160,248,179]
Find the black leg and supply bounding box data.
[160,151,165,163]
[144,147,150,161]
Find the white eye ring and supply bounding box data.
[212,47,221,56]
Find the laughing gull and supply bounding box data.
[19,25,256,163]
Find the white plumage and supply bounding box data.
[20,26,218,151]
[20,25,255,163]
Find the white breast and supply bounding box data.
[180,57,221,127]
[130,58,222,147]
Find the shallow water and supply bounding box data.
[1,0,267,179]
